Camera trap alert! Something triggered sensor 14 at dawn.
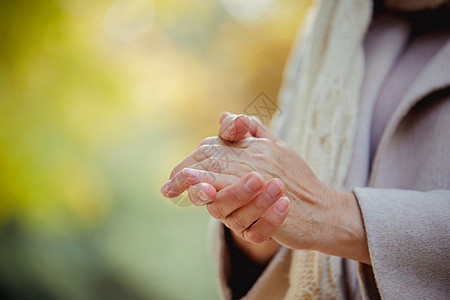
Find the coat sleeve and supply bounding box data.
[353,188,450,299]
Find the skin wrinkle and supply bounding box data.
[175,138,279,185]
[170,137,230,178]
[191,140,266,179]
[223,180,282,235]
[230,161,257,175]
[287,181,319,204]
[283,190,330,250]
[173,160,256,198]
[183,168,217,184]
[175,169,239,195]
[240,138,344,250]
[163,112,371,265]
[221,188,286,246]
[191,157,228,176]
[254,190,276,210]
[227,213,248,232]
[226,212,253,233]
[207,173,265,222]
[210,144,359,256]
[222,137,257,149]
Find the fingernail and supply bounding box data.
[266,180,283,198]
[244,174,263,192]
[274,197,289,215]
[191,183,213,204]
[161,181,171,195]
[183,168,199,179]
[197,189,210,203]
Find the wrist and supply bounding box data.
[317,190,371,265]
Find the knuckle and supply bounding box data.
[225,214,248,232]
[262,215,280,231]
[200,157,213,170]
[252,196,268,211]
[246,230,265,244]
[180,170,194,183]
[249,138,270,153]
[206,203,226,220]
[227,187,242,204]
[257,137,271,146]
[194,145,212,161]
[200,136,218,146]
[205,157,228,173]
[173,173,186,186]
[200,170,215,182]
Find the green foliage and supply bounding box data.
[0,0,310,298]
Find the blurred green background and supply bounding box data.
[0,0,310,299]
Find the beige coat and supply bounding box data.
[210,24,450,300]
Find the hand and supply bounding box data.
[217,112,277,142]
[162,112,289,247]
[162,113,370,264]
[163,112,287,264]
[163,111,277,200]
[162,112,319,250]
[177,171,287,265]
[163,134,320,248]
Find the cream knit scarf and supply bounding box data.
[270,0,372,298]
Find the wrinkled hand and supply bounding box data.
[161,112,325,249]
[161,113,370,264]
[161,112,290,246]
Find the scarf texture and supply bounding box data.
[270,0,372,298]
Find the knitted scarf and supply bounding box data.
[270,0,372,298]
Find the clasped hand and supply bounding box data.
[161,113,370,264]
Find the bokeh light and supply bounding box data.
[0,0,310,299]
[221,0,276,21]
[103,0,155,42]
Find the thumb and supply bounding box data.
[219,113,277,142]
[219,111,232,124]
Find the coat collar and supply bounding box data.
[369,39,450,186]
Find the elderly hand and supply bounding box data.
[162,113,370,264]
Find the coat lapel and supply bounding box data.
[369,40,450,186]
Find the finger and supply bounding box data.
[172,155,254,186]
[219,114,277,142]
[206,172,264,220]
[219,114,252,142]
[169,140,222,179]
[188,155,254,177]
[243,197,290,244]
[246,115,277,141]
[220,111,232,124]
[223,179,284,233]
[187,183,217,206]
[162,168,238,198]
